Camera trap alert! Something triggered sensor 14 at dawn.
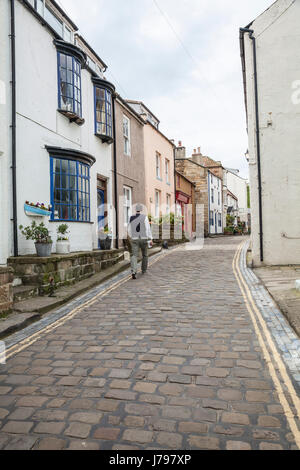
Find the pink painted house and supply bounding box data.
[126,101,175,219]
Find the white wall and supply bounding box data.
[0,0,13,264]
[226,170,248,226]
[244,0,300,266]
[12,1,114,256]
[208,173,223,234]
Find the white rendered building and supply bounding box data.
[225,168,249,228]
[208,171,223,235]
[240,0,300,266]
[0,0,116,262]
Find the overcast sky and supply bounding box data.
[59,0,273,178]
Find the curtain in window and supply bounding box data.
[95,87,113,138]
[58,53,82,116]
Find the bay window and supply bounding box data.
[93,78,115,143]
[58,52,82,116]
[55,40,86,124]
[47,147,95,223]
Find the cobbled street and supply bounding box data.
[0,237,299,450]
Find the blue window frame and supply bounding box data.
[57,52,82,116]
[50,157,90,222]
[94,86,113,138]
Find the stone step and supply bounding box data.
[13,285,39,303]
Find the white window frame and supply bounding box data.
[156,153,161,180]
[123,186,132,227]
[123,116,131,156]
[165,159,170,184]
[63,24,73,43]
[155,190,160,218]
[166,194,171,215]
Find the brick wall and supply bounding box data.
[0,267,13,313]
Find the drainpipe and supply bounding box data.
[208,171,211,236]
[112,95,119,249]
[173,147,176,213]
[240,27,263,262]
[10,0,18,257]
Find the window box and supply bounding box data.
[24,204,52,217]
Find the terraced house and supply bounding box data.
[0,0,117,260]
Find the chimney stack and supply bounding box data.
[191,146,204,165]
[174,141,186,160]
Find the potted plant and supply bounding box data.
[56,224,70,254]
[99,226,112,250]
[19,221,53,257]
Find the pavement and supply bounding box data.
[253,265,300,338]
[0,236,299,450]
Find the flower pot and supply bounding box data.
[35,242,52,257]
[56,240,70,254]
[100,237,112,250]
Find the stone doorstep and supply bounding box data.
[13,285,39,303]
[0,246,162,341]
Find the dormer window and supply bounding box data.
[92,78,115,144]
[28,1,75,42]
[54,40,86,125]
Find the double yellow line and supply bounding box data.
[3,248,173,362]
[233,240,300,449]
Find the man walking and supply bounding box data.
[128,204,153,280]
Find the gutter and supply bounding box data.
[112,95,119,249]
[240,27,264,263]
[10,0,18,257]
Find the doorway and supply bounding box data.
[97,177,108,249]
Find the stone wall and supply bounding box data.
[175,159,209,236]
[0,267,13,313]
[8,250,124,296]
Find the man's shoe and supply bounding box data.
[132,273,137,280]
